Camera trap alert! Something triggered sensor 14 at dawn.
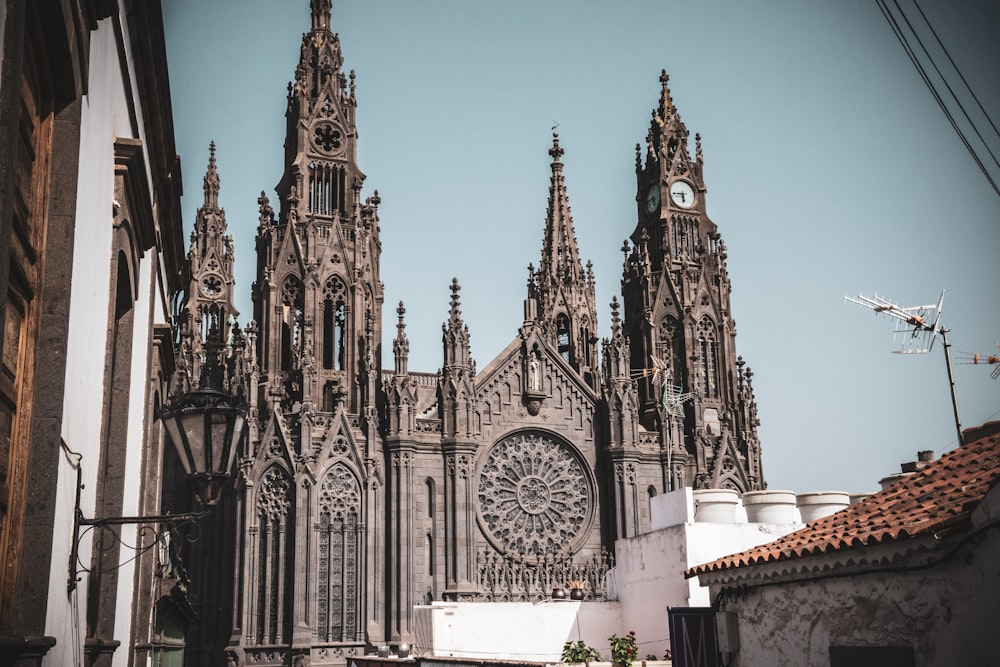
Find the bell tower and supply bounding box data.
[620,71,763,492]
[253,0,383,415]
[175,142,242,393]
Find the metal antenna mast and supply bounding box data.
[845,290,964,446]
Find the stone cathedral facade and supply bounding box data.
[178,2,765,664]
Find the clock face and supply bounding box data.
[669,180,696,208]
[645,184,661,213]
[201,274,223,298]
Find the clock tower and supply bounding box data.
[620,71,763,492]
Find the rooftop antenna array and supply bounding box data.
[632,355,698,489]
[845,290,964,445]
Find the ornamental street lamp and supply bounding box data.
[68,381,247,593]
[160,385,247,508]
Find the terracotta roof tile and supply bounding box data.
[688,428,1000,577]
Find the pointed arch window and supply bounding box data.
[425,478,437,602]
[556,314,572,364]
[309,161,346,217]
[280,277,303,370]
[697,316,719,399]
[253,467,291,645]
[317,464,362,642]
[322,275,347,370]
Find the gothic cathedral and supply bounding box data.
[177,2,764,664]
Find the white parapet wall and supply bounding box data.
[412,488,828,662]
[613,488,805,658]
[414,601,621,662]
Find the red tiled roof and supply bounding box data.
[688,427,1000,577]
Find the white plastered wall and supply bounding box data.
[44,11,161,667]
[614,489,802,658]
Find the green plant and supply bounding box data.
[645,655,658,661]
[562,640,601,663]
[609,631,638,667]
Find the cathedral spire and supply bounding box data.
[176,143,239,395]
[538,131,584,287]
[532,132,598,388]
[203,140,220,209]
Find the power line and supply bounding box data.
[891,0,1000,173]
[912,0,1000,144]
[876,0,1000,197]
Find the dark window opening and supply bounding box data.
[556,314,572,364]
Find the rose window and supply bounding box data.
[477,431,593,558]
[313,122,344,154]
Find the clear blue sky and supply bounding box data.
[163,1,999,494]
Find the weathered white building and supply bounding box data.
[0,1,184,665]
[691,423,1000,667]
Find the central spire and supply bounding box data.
[532,132,598,388]
[539,132,583,287]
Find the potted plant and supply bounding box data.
[562,640,601,664]
[552,583,568,600]
[567,579,586,600]
[609,631,638,667]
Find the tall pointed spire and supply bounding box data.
[203,140,220,209]
[538,131,585,287]
[532,132,598,388]
[176,143,239,394]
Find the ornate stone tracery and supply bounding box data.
[258,467,291,520]
[477,431,594,558]
[319,463,361,518]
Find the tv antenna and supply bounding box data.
[632,354,698,417]
[845,290,964,445]
[955,344,1000,381]
[632,355,697,489]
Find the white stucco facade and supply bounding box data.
[614,489,803,658]
[42,10,175,666]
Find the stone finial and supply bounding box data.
[548,131,565,167]
[610,297,622,337]
[448,277,462,328]
[203,141,220,208]
[396,301,407,337]
[658,68,674,118]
